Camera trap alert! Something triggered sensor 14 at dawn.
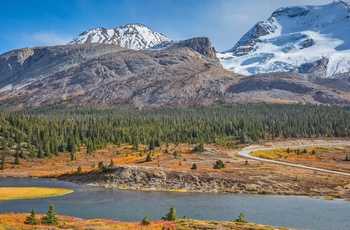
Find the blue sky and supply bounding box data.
[0,0,332,54]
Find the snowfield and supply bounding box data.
[69,23,170,50]
[218,1,350,77]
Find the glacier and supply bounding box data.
[217,0,350,77]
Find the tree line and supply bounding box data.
[1,103,350,164]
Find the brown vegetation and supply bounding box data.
[251,146,350,173]
[1,140,350,198]
[0,213,290,230]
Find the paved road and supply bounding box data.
[238,143,350,177]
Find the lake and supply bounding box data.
[0,177,349,230]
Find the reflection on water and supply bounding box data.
[0,177,349,230]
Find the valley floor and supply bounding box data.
[1,138,349,198]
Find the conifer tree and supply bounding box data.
[141,216,150,225]
[162,205,176,221]
[41,204,59,225]
[70,152,76,161]
[146,154,152,162]
[37,146,44,158]
[235,213,247,223]
[20,149,25,159]
[67,137,76,154]
[149,139,155,151]
[14,150,20,165]
[0,154,5,170]
[193,143,204,152]
[213,160,226,169]
[191,163,197,170]
[24,208,39,225]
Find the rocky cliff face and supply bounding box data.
[69,23,170,50]
[149,37,221,66]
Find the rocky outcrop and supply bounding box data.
[58,166,346,196]
[150,37,221,66]
[298,58,329,77]
[60,166,239,193]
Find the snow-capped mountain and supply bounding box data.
[218,0,350,77]
[69,23,170,50]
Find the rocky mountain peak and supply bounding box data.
[218,1,350,77]
[69,23,170,50]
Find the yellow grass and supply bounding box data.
[0,187,73,200]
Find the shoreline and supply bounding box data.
[1,139,350,199]
[56,164,350,199]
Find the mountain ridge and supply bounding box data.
[2,2,350,109]
[218,1,350,77]
[1,41,350,109]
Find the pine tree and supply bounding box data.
[86,140,91,154]
[20,149,25,159]
[14,150,20,165]
[213,160,226,169]
[191,163,197,170]
[162,205,176,221]
[141,216,150,225]
[0,154,5,170]
[145,154,152,162]
[41,204,59,225]
[67,137,76,154]
[132,138,139,150]
[155,139,161,147]
[193,143,204,152]
[2,141,7,152]
[235,212,247,223]
[27,143,34,158]
[70,152,76,161]
[24,208,39,225]
[149,139,155,151]
[37,146,44,158]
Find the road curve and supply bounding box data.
[238,144,350,177]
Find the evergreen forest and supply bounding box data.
[0,104,350,162]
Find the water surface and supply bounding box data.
[0,177,349,230]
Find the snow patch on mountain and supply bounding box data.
[218,1,350,77]
[69,23,170,50]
